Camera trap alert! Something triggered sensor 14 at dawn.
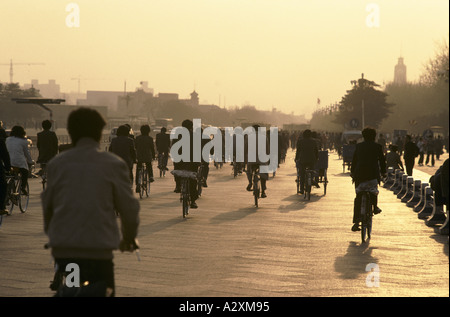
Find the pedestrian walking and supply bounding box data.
[425,137,435,167]
[434,136,444,161]
[417,137,425,166]
[403,135,419,176]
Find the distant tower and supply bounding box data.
[394,57,407,85]
[190,90,199,106]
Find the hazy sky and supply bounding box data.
[1,0,448,118]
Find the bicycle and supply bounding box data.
[158,153,168,177]
[171,170,197,218]
[4,167,29,214]
[136,163,150,199]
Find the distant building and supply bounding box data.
[23,79,61,98]
[78,90,124,110]
[394,57,407,85]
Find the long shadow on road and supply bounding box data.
[334,241,379,280]
[278,192,325,213]
[209,206,258,224]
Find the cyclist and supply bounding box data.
[200,127,211,188]
[294,129,318,195]
[37,119,59,175]
[350,127,386,232]
[42,108,139,297]
[172,119,200,208]
[135,124,155,193]
[156,127,170,172]
[5,126,34,195]
[385,144,403,171]
[109,125,136,183]
[245,124,269,198]
[0,136,11,215]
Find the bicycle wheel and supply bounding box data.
[323,169,328,196]
[6,179,16,215]
[197,179,202,197]
[182,193,190,218]
[143,170,150,197]
[361,192,372,243]
[19,182,29,213]
[182,180,189,218]
[138,169,144,199]
[0,214,3,227]
[304,172,311,200]
[41,165,47,190]
[253,175,259,207]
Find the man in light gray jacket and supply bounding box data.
[42,107,140,297]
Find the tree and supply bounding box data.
[333,74,394,130]
[0,83,40,99]
[420,40,449,87]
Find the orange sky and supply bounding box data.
[1,0,448,118]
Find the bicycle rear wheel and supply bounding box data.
[253,175,260,207]
[361,192,372,243]
[304,172,311,200]
[19,182,29,213]
[138,169,144,199]
[144,171,150,197]
[6,179,16,215]
[182,193,189,218]
[181,180,189,218]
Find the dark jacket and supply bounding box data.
[351,140,386,184]
[135,135,155,162]
[295,137,318,164]
[37,130,59,163]
[109,136,136,168]
[156,132,171,154]
[403,141,419,162]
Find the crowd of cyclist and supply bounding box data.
[1,117,448,230]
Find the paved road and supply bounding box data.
[0,150,448,297]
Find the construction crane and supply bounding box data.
[0,59,45,83]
